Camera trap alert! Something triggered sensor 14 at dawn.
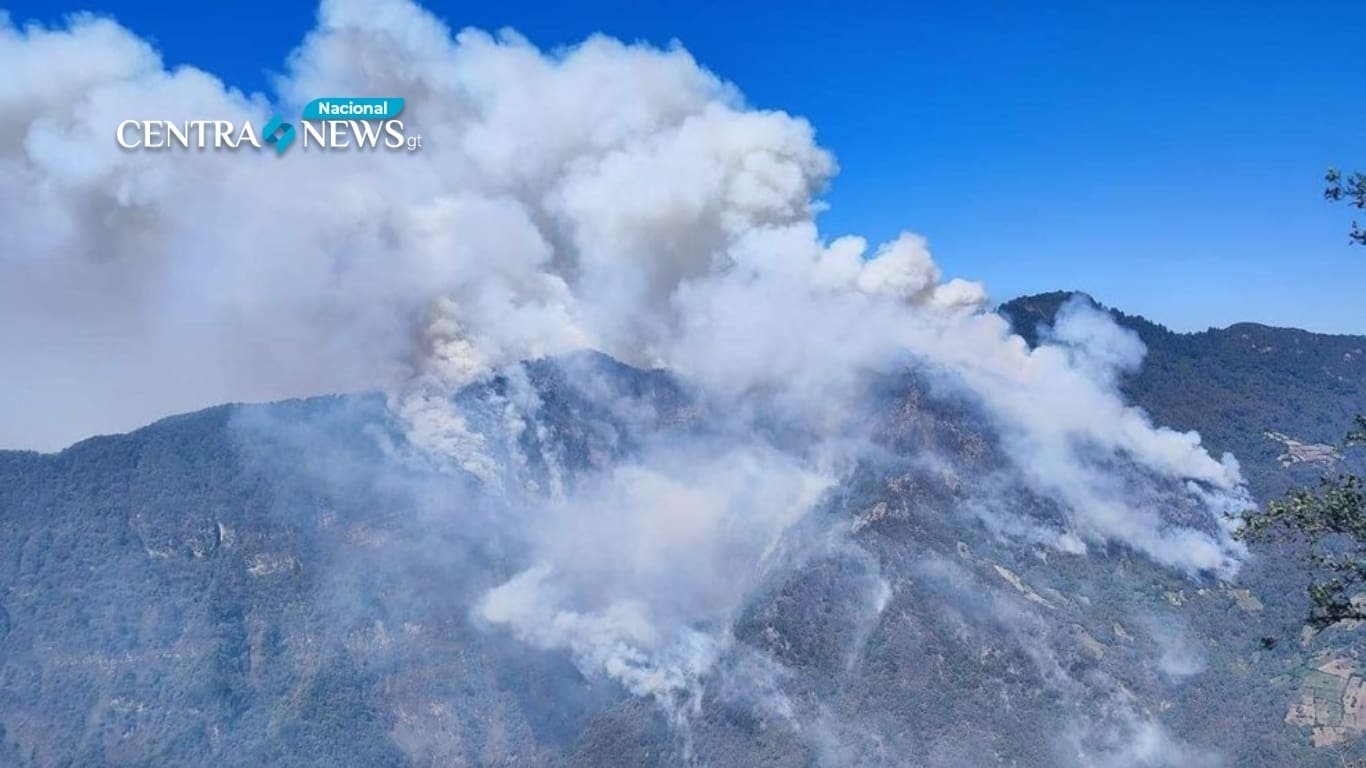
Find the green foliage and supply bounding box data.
[1324,168,1366,246]
[1348,414,1366,446]
[1230,166,1365,625]
[1230,172,1366,626]
[1238,420,1366,627]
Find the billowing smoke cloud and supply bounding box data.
[0,0,1249,760]
[479,441,832,699]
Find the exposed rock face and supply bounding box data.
[991,564,1055,609]
[1231,588,1265,614]
[1264,431,1343,467]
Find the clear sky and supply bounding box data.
[5,0,1364,333]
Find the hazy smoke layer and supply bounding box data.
[0,0,1248,757]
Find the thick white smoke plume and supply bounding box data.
[0,0,1247,741]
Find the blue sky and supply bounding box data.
[6,0,1364,333]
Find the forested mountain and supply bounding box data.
[0,303,1362,767]
[1002,292,1366,499]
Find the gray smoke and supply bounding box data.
[0,1,1251,761]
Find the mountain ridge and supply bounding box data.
[0,295,1361,766]
[9,294,1362,470]
[1001,291,1366,500]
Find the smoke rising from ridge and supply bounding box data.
[1,1,1250,761]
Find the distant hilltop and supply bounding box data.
[1000,291,1366,499]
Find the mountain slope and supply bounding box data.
[0,314,1362,766]
[1000,291,1366,499]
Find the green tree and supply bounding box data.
[1324,168,1366,246]
[1238,174,1366,627]
[1238,416,1366,626]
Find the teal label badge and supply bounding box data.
[302,98,405,120]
